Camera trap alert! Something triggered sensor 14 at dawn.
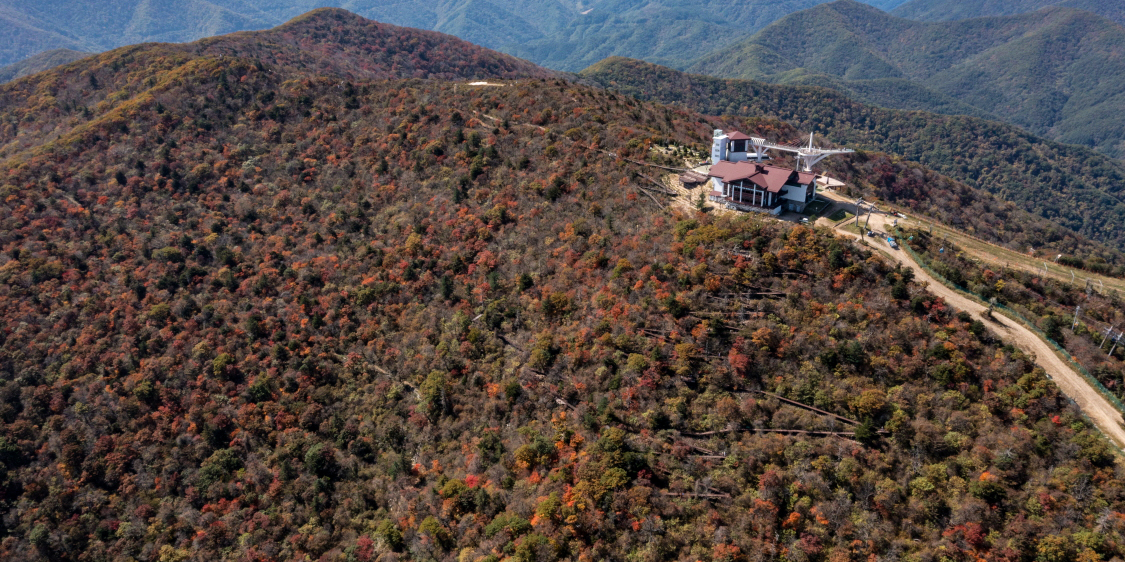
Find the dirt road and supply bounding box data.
[835,211,1125,449]
[665,179,1125,448]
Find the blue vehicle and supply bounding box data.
[887,237,899,249]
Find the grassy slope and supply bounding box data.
[581,57,1125,252]
[688,0,1125,158]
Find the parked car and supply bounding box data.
[887,237,899,249]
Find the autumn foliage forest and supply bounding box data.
[905,232,1125,403]
[1,8,1125,562]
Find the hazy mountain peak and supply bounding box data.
[274,6,370,29]
[187,8,557,81]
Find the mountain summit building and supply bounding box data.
[706,130,853,214]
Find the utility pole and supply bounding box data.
[984,297,997,321]
[1110,332,1122,358]
[864,205,872,230]
[1073,306,1081,330]
[1101,324,1118,349]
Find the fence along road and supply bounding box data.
[830,210,1125,450]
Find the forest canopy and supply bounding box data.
[1,10,1124,562]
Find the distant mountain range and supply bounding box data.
[0,1,918,70]
[892,0,1125,25]
[0,0,274,66]
[8,0,1123,158]
[688,0,1125,159]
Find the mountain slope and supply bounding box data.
[0,6,89,65]
[582,57,1125,252]
[0,0,920,71]
[688,0,1125,159]
[4,11,1125,561]
[496,0,830,71]
[893,0,1125,26]
[0,0,275,65]
[0,9,556,167]
[191,7,556,81]
[0,48,92,83]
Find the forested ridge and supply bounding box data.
[891,0,1125,26]
[581,57,1125,254]
[686,0,1125,159]
[0,49,93,85]
[2,10,1125,562]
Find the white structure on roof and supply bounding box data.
[710,130,770,164]
[710,130,854,172]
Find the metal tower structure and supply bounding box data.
[747,133,855,172]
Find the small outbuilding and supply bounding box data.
[678,170,709,187]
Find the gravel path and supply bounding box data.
[672,180,1125,448]
[835,211,1125,449]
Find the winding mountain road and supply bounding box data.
[830,209,1125,449]
[671,173,1125,449]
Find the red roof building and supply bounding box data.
[707,161,817,213]
[705,128,847,214]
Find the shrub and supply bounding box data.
[152,246,184,262]
[197,448,242,488]
[375,520,403,550]
[484,513,531,538]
